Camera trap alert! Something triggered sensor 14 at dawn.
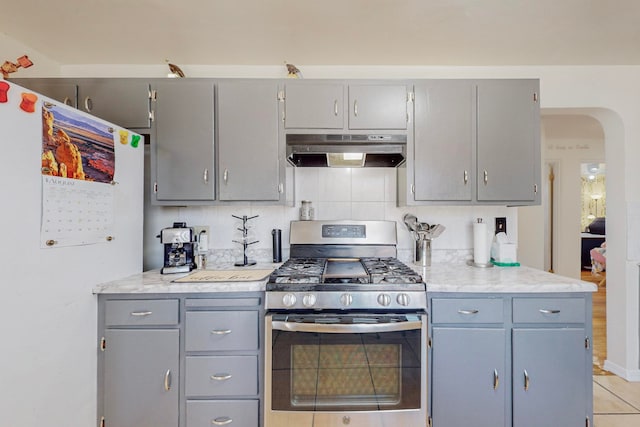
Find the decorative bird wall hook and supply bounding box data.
[285,62,303,78]
[1,55,34,79]
[166,60,185,78]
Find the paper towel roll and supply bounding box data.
[473,221,489,264]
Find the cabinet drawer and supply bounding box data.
[431,298,504,324]
[186,311,258,351]
[186,356,258,396]
[186,400,258,427]
[104,299,179,326]
[512,297,585,324]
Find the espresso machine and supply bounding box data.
[159,222,196,274]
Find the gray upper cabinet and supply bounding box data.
[476,80,540,203]
[217,81,281,201]
[284,83,344,129]
[11,79,77,107]
[405,78,540,206]
[11,78,152,128]
[283,82,409,130]
[413,81,475,202]
[77,79,152,129]
[348,84,409,130]
[152,80,216,202]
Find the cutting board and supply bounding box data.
[173,269,273,283]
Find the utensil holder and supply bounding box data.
[414,236,432,267]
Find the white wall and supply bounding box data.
[0,33,61,77]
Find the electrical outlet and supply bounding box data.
[193,226,210,251]
[495,217,507,235]
[193,225,210,237]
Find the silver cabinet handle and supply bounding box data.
[524,369,530,391]
[223,169,228,183]
[463,170,468,185]
[457,309,479,315]
[211,329,232,335]
[278,183,284,193]
[493,369,499,390]
[130,311,153,317]
[164,369,172,391]
[84,96,92,112]
[63,97,72,106]
[211,373,232,381]
[334,99,339,116]
[353,100,358,117]
[539,309,561,314]
[203,168,209,184]
[211,417,233,426]
[483,170,488,185]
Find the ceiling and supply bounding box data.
[2,0,640,66]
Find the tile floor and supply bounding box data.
[594,375,640,426]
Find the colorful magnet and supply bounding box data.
[20,92,38,113]
[0,81,9,103]
[130,134,141,148]
[119,129,129,145]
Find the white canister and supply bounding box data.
[300,200,315,221]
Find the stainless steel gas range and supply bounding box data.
[264,220,428,427]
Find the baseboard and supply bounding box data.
[603,360,640,381]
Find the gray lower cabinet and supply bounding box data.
[98,293,264,427]
[152,80,216,202]
[103,329,179,427]
[217,81,282,201]
[428,293,592,427]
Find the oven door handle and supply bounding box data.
[271,320,423,334]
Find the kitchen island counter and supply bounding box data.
[93,262,279,294]
[413,262,597,293]
[93,261,596,294]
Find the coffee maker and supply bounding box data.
[159,222,196,274]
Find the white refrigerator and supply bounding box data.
[0,81,143,426]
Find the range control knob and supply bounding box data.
[302,294,317,308]
[340,293,353,307]
[377,293,391,307]
[396,293,411,307]
[282,293,297,307]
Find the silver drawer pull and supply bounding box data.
[130,311,153,317]
[493,369,499,390]
[211,329,232,335]
[457,309,479,315]
[212,417,233,426]
[524,369,530,391]
[211,373,232,381]
[539,309,561,314]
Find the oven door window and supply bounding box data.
[270,314,423,412]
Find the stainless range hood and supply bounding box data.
[286,134,406,167]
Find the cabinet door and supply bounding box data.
[284,83,344,129]
[431,327,507,427]
[476,80,539,202]
[153,81,215,201]
[217,81,280,201]
[78,79,151,128]
[348,84,408,129]
[103,329,179,427]
[414,81,474,201]
[512,328,587,427]
[12,79,77,107]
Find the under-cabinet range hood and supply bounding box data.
[286,134,406,167]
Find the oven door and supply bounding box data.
[265,312,427,427]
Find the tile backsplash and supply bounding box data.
[144,167,517,270]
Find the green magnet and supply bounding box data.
[130,134,140,148]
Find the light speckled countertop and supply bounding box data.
[93,262,597,295]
